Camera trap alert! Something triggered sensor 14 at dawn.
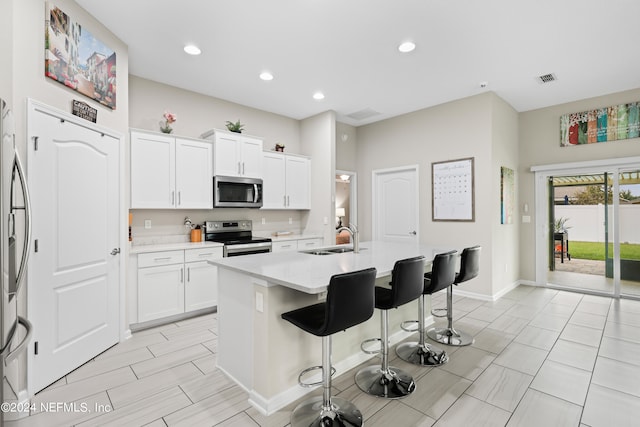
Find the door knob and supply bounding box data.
[110,248,121,255]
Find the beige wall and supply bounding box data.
[300,111,336,243]
[12,0,129,163]
[490,94,520,294]
[336,121,357,171]
[518,88,640,280]
[356,93,499,296]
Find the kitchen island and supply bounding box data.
[210,241,452,415]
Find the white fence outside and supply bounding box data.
[555,205,640,244]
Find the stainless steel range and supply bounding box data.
[204,220,272,257]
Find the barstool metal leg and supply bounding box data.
[427,285,474,346]
[396,295,449,366]
[355,310,416,398]
[291,335,364,427]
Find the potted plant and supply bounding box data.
[554,217,571,234]
[225,120,244,133]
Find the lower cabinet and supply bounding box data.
[272,237,323,252]
[137,247,222,323]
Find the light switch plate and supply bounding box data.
[255,291,264,312]
[522,215,531,223]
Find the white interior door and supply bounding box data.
[373,166,419,242]
[27,102,120,393]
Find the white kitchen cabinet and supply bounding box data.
[138,251,185,323]
[184,247,222,312]
[130,129,212,209]
[203,129,263,178]
[136,246,222,323]
[272,237,323,252]
[262,152,310,210]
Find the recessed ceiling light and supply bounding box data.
[398,41,416,53]
[184,44,201,55]
[259,71,274,81]
[313,92,325,100]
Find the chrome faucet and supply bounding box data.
[337,223,359,253]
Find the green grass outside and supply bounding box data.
[567,241,640,261]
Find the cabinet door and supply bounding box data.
[130,132,176,208]
[138,264,185,322]
[175,138,213,209]
[285,156,310,209]
[214,133,241,176]
[240,137,263,178]
[261,152,286,209]
[185,261,218,312]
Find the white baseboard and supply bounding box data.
[244,324,427,416]
[454,280,523,302]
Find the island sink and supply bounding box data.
[299,246,358,255]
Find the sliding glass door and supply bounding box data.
[534,159,640,300]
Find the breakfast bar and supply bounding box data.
[210,241,451,415]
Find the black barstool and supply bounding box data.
[281,268,377,427]
[396,250,457,366]
[355,256,425,399]
[427,246,481,346]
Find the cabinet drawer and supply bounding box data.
[272,241,298,252]
[138,250,184,268]
[297,239,323,250]
[185,247,223,263]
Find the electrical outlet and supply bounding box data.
[318,291,327,301]
[144,220,151,229]
[323,217,328,225]
[288,217,292,225]
[261,217,266,225]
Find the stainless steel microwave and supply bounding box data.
[214,176,263,208]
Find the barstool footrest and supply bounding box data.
[430,307,447,318]
[400,320,419,332]
[298,365,337,388]
[360,337,382,355]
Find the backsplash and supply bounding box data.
[130,208,310,245]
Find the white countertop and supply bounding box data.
[210,241,454,294]
[130,241,223,254]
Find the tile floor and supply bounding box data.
[7,284,640,427]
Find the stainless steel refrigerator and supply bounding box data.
[1,98,33,422]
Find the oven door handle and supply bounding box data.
[225,241,272,255]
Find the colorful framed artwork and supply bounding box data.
[500,166,514,225]
[560,102,640,146]
[432,157,475,222]
[45,2,117,110]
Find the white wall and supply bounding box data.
[0,0,13,104]
[356,93,500,297]
[519,88,640,280]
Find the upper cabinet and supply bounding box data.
[130,129,213,209]
[202,130,263,178]
[262,152,310,210]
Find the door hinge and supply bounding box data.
[34,239,38,253]
[33,136,39,151]
[34,341,38,355]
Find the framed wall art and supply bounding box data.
[432,157,475,222]
[45,2,117,110]
[560,102,639,146]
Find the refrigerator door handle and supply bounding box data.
[3,317,33,364]
[12,150,32,295]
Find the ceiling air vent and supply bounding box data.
[346,108,381,121]
[537,73,557,84]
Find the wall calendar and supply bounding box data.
[432,157,475,222]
